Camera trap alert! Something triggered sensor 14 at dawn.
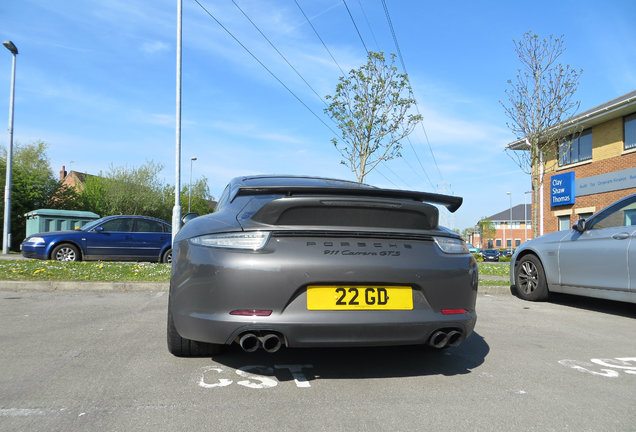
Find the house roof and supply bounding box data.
[487,204,532,222]
[64,171,91,183]
[507,89,636,150]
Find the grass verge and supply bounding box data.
[0,260,509,284]
[0,260,170,282]
[477,262,510,277]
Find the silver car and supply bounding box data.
[511,193,636,304]
[167,175,478,356]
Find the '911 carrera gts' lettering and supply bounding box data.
[335,287,389,306]
[323,250,400,257]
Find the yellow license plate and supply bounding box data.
[307,285,413,310]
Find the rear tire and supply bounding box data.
[162,248,172,264]
[167,306,224,357]
[51,243,80,262]
[514,254,549,301]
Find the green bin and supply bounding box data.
[24,209,100,238]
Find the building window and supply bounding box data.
[515,239,521,247]
[487,240,493,248]
[559,129,592,166]
[558,215,571,231]
[625,113,636,150]
[496,239,502,247]
[576,212,593,222]
[506,239,512,248]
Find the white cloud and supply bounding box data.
[141,41,170,54]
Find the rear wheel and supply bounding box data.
[162,248,172,264]
[515,254,549,301]
[167,306,225,357]
[51,243,80,262]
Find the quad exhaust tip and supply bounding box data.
[238,332,283,353]
[238,333,260,352]
[428,329,463,349]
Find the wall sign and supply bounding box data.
[551,172,575,206]
[576,167,636,196]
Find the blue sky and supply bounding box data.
[1,0,635,230]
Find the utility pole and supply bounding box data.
[172,0,183,245]
[2,41,18,254]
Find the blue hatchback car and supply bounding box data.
[20,215,172,262]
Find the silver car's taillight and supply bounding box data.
[189,231,270,251]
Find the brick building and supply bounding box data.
[59,165,94,190]
[468,204,532,250]
[507,90,636,235]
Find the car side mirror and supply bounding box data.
[181,212,199,224]
[95,226,104,233]
[573,219,586,233]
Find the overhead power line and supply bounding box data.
[342,0,368,55]
[356,0,380,51]
[380,0,444,184]
[404,137,435,189]
[231,0,328,107]
[294,0,346,76]
[192,0,339,136]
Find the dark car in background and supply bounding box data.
[20,215,172,263]
[168,175,478,356]
[481,249,500,262]
[511,193,636,304]
[501,249,515,258]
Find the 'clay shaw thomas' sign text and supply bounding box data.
[551,172,575,206]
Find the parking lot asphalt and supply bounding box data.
[1,287,634,432]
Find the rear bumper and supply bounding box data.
[170,234,478,348]
[173,308,477,348]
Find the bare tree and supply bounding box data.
[324,51,421,183]
[501,31,582,237]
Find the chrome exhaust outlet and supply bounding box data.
[239,333,260,352]
[260,334,282,353]
[429,330,450,349]
[446,330,463,347]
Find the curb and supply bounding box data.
[0,280,169,292]
[477,285,513,296]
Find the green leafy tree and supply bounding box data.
[79,161,214,222]
[324,51,422,183]
[477,217,496,249]
[501,31,582,237]
[0,141,60,249]
[46,184,83,210]
[183,177,215,215]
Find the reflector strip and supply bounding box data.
[441,309,467,315]
[230,310,272,316]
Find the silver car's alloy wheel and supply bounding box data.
[518,260,538,294]
[515,255,548,301]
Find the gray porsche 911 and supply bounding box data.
[167,175,478,356]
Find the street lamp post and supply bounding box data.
[506,192,512,250]
[172,0,183,245]
[3,40,18,255]
[188,157,197,212]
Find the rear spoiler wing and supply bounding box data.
[234,186,463,213]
